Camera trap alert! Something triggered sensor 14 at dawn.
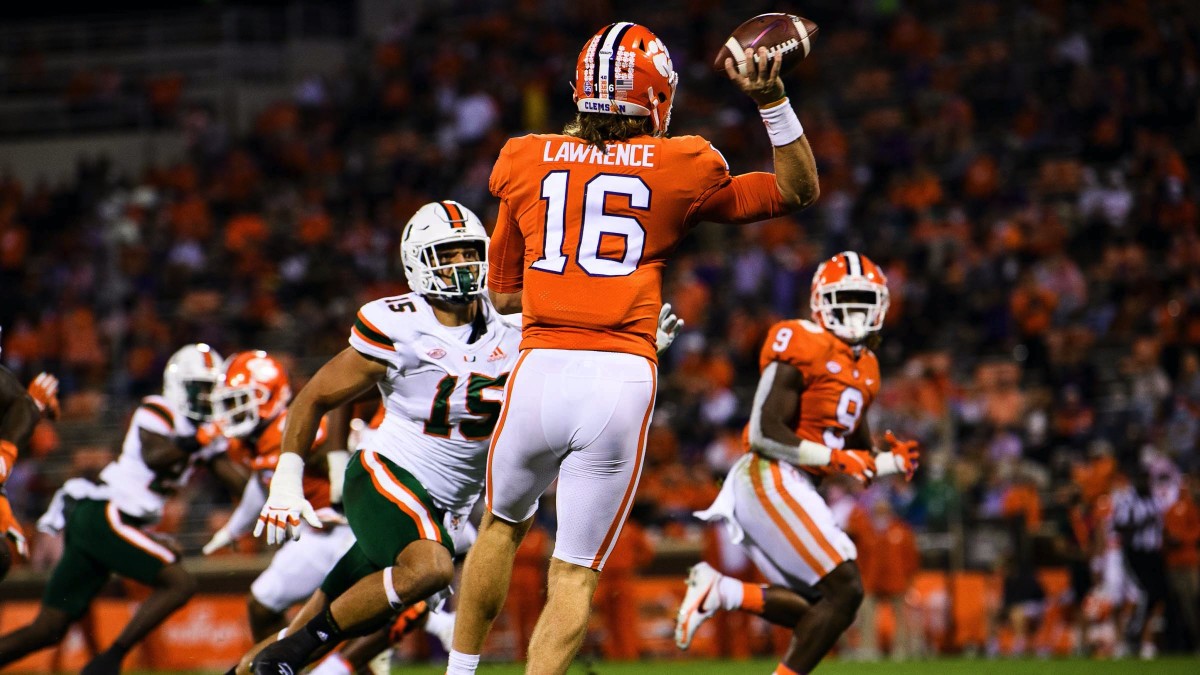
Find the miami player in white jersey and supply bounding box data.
[234,199,681,672]
[0,344,248,675]
[233,200,520,675]
[238,200,682,675]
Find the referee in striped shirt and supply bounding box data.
[1112,462,1166,656]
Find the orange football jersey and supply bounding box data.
[234,410,332,510]
[749,319,881,476]
[489,133,790,360]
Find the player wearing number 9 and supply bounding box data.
[451,20,821,675]
[676,251,920,675]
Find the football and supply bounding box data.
[713,13,819,76]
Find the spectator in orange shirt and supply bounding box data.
[858,498,920,660]
[1010,271,1057,371]
[1163,481,1200,650]
[1002,471,1043,535]
[594,508,654,661]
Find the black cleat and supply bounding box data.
[251,634,315,675]
[80,648,125,675]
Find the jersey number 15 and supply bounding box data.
[423,373,509,441]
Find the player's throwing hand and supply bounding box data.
[725,47,785,107]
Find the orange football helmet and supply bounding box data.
[573,22,678,135]
[810,251,890,344]
[213,350,292,438]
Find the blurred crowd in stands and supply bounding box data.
[2,0,1200,658]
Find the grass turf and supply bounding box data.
[132,656,1200,674]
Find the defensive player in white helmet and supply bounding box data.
[237,201,681,675]
[202,350,357,641]
[0,343,248,675]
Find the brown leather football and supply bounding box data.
[713,13,819,75]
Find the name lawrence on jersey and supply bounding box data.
[540,139,657,167]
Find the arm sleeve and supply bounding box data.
[488,198,525,293]
[489,139,514,199]
[349,302,401,362]
[225,475,267,537]
[349,300,420,374]
[132,402,176,436]
[759,321,822,375]
[693,172,791,225]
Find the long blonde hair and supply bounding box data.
[563,113,655,150]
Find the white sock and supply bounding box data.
[446,650,480,674]
[717,574,744,610]
[308,652,353,675]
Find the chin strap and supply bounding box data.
[467,299,488,344]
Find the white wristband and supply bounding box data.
[795,439,833,466]
[273,452,306,491]
[759,98,804,147]
[874,451,904,476]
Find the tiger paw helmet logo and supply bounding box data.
[647,38,674,79]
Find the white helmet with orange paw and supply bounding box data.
[810,251,890,344]
[213,350,291,438]
[573,22,678,135]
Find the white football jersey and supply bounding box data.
[349,294,521,515]
[99,394,226,519]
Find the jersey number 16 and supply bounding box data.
[531,172,648,277]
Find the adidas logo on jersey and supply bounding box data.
[488,346,506,362]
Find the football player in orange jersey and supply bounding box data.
[674,252,919,675]
[0,329,59,581]
[449,21,818,675]
[202,350,356,641]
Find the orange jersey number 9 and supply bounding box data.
[532,171,649,277]
[772,327,794,352]
[824,387,864,450]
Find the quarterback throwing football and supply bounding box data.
[449,20,820,675]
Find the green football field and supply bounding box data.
[133,656,1200,674]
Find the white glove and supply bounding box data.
[656,303,684,355]
[327,450,350,504]
[254,453,322,545]
[202,526,234,555]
